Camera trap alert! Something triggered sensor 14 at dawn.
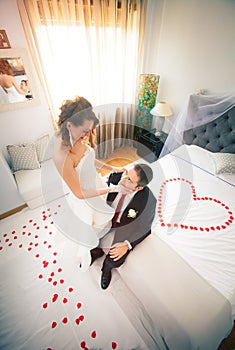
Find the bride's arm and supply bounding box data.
[62,156,114,199]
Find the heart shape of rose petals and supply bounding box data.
[158,178,234,231]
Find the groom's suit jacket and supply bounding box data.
[106,173,156,250]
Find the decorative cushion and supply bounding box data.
[210,153,235,174]
[7,143,40,172]
[35,134,50,163]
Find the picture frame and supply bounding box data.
[0,30,11,49]
[0,48,40,112]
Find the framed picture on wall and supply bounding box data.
[0,30,11,49]
[0,48,40,112]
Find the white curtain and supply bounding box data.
[160,92,235,158]
[17,0,147,122]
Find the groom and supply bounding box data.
[91,163,156,289]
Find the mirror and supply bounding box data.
[0,48,39,112]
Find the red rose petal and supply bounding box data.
[38,274,43,279]
[91,330,96,338]
[60,279,64,284]
[112,342,117,349]
[69,287,73,293]
[43,302,48,309]
[52,294,58,302]
[80,341,86,348]
[63,298,68,304]
[77,302,82,309]
[75,318,81,325]
[51,321,57,329]
[62,317,68,324]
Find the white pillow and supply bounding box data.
[35,134,50,162]
[7,143,40,172]
[210,153,235,174]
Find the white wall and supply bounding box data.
[0,0,54,213]
[144,0,235,120]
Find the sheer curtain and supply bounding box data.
[160,92,235,158]
[17,0,147,122]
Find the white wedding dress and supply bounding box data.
[60,145,114,270]
[4,86,26,103]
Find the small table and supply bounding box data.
[137,129,168,163]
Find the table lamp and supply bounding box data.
[150,101,172,136]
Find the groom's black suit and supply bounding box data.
[102,174,157,272]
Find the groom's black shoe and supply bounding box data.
[90,247,104,266]
[101,270,112,289]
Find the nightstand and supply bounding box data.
[137,129,168,163]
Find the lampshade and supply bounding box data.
[150,101,172,117]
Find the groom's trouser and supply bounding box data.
[101,250,130,272]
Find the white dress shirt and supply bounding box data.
[111,191,136,250]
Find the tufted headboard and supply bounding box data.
[183,106,235,154]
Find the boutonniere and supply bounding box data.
[127,209,138,219]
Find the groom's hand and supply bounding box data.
[108,242,129,261]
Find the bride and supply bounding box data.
[53,96,125,271]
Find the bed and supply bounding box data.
[0,99,234,350]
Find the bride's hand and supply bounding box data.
[73,139,87,159]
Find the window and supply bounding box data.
[19,0,147,120]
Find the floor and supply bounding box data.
[97,145,140,176]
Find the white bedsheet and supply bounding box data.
[149,148,235,316]
[0,206,155,350]
[1,145,234,349]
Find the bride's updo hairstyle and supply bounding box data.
[57,96,99,146]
